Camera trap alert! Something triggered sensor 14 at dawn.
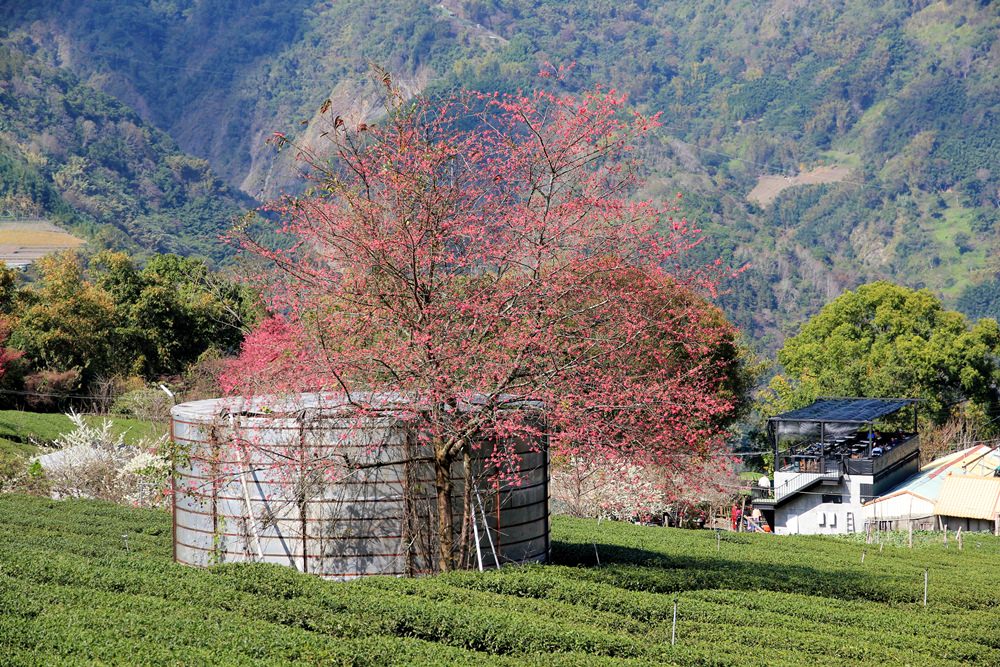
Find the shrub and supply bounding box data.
[35,411,169,507]
[110,387,173,422]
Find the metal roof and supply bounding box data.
[865,445,1000,511]
[770,397,916,424]
[934,475,1000,520]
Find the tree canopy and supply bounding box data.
[225,81,751,570]
[0,251,257,406]
[766,281,1000,426]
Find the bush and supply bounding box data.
[35,411,169,507]
[0,452,48,495]
[22,369,81,409]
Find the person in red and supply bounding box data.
[731,504,739,531]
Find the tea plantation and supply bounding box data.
[1,495,998,666]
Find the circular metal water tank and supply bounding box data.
[171,393,549,579]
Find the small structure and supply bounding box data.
[863,444,1000,533]
[934,474,1000,534]
[754,397,919,535]
[171,393,550,579]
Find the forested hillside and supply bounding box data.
[0,44,248,261]
[2,0,997,344]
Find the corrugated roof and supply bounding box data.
[770,398,916,424]
[865,445,1000,508]
[934,475,1000,520]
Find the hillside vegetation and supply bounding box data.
[0,45,248,262]
[1,1,998,343]
[1,494,998,665]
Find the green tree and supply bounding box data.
[90,251,256,378]
[766,282,1000,426]
[11,252,117,388]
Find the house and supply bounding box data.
[863,444,1000,534]
[934,472,1000,535]
[753,397,920,535]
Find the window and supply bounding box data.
[822,494,843,504]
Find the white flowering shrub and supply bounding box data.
[551,454,740,524]
[35,411,170,508]
[550,456,671,521]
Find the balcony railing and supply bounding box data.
[754,459,843,504]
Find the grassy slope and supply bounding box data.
[0,411,165,458]
[0,495,998,666]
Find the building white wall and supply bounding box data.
[774,475,869,535]
[862,492,934,527]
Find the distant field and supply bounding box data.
[748,165,852,207]
[0,220,85,269]
[0,495,997,666]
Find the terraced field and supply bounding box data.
[0,495,997,665]
[0,220,84,269]
[747,166,853,207]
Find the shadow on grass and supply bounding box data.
[550,538,915,605]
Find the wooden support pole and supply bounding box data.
[923,569,928,607]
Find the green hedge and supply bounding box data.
[1,495,998,665]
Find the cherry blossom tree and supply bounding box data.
[224,76,747,571]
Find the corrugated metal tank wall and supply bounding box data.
[171,394,549,579]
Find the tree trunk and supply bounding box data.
[434,454,454,572]
[457,450,472,570]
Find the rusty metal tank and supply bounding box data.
[170,393,549,579]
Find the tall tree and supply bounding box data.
[11,252,116,391]
[766,281,1000,426]
[225,81,745,571]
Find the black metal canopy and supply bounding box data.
[770,397,917,424]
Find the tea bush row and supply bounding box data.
[2,495,999,665]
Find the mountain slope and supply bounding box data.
[4,0,998,343]
[0,43,248,261]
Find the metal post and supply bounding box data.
[472,513,484,572]
[475,487,500,569]
[923,569,928,607]
[671,596,678,646]
[232,415,264,562]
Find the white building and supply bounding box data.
[754,398,920,535]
